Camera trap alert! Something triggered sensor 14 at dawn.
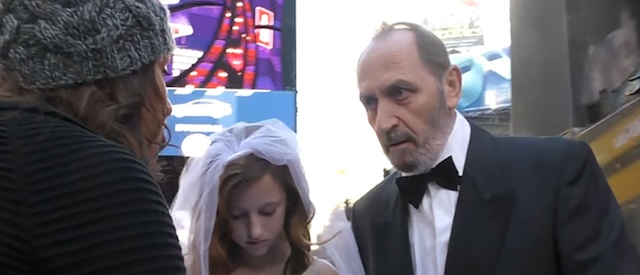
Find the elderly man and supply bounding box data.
[350,22,639,275]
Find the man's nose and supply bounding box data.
[375,102,400,132]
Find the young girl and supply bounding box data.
[171,119,337,275]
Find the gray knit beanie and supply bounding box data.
[0,0,175,89]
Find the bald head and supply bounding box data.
[360,22,451,79]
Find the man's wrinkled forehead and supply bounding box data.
[357,31,423,91]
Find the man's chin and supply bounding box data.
[388,157,420,174]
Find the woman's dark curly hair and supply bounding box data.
[0,60,171,176]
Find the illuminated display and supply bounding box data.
[161,88,296,157]
[255,6,275,49]
[163,0,284,90]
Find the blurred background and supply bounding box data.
[157,0,640,248]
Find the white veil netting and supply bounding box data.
[314,205,366,275]
[170,119,314,275]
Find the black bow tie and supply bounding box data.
[395,156,462,209]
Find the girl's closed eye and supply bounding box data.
[230,212,246,220]
[259,210,276,217]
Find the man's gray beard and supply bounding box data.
[392,89,454,174]
[395,119,451,174]
[401,132,449,174]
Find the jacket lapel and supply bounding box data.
[445,123,515,275]
[369,172,415,275]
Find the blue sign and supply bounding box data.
[452,45,512,114]
[161,88,296,157]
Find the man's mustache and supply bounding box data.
[383,129,415,147]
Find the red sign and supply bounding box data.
[461,0,478,7]
[255,7,274,49]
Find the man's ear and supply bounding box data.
[442,66,462,110]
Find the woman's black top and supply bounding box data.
[0,103,186,274]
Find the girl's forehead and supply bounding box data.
[229,175,285,208]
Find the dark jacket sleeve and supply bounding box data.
[555,141,640,275]
[29,144,186,275]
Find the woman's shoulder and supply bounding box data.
[0,106,156,194]
[304,256,338,275]
[4,106,143,164]
[0,105,132,156]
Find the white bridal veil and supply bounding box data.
[316,206,366,275]
[170,119,314,275]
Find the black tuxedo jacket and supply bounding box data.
[351,123,639,275]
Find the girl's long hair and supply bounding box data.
[209,154,312,275]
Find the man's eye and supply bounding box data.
[394,89,408,97]
[363,96,377,107]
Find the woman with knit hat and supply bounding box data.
[0,0,185,274]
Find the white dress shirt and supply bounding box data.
[407,111,471,275]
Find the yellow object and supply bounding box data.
[569,96,640,204]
